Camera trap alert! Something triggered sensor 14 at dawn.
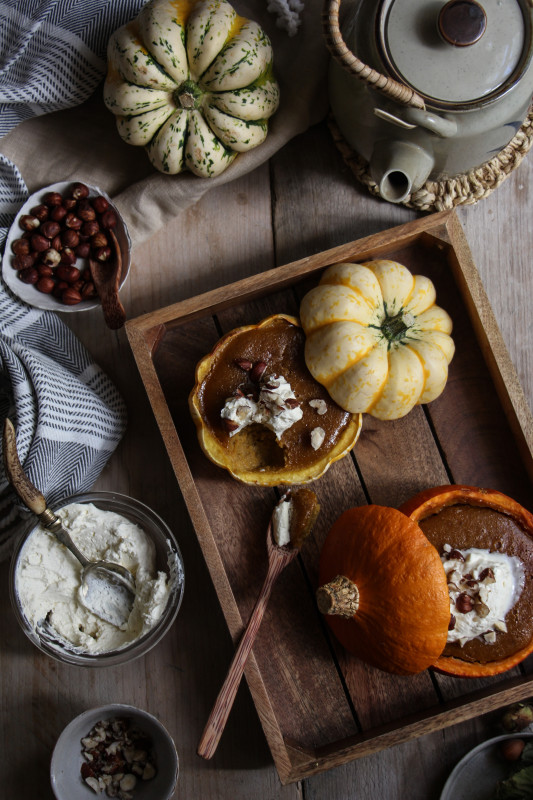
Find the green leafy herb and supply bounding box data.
[493,743,533,799]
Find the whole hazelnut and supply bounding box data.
[51,235,63,252]
[60,247,77,266]
[70,182,89,200]
[77,200,96,221]
[64,213,82,230]
[81,220,100,238]
[100,209,117,229]
[30,233,51,252]
[30,204,49,222]
[63,197,77,210]
[56,265,81,283]
[50,205,67,223]
[61,229,80,248]
[12,254,35,270]
[500,738,525,761]
[61,287,83,305]
[19,214,41,231]
[81,281,96,299]
[90,232,108,250]
[94,246,111,262]
[37,264,54,277]
[42,248,61,268]
[75,242,91,259]
[11,238,31,256]
[92,196,109,214]
[43,191,63,206]
[36,276,55,293]
[40,221,61,239]
[18,267,39,285]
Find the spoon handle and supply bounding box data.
[197,554,288,760]
[2,418,46,516]
[2,418,89,568]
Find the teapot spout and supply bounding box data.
[369,140,434,203]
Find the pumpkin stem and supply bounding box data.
[380,310,415,343]
[316,575,359,618]
[175,80,202,110]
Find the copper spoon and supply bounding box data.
[89,228,126,330]
[2,418,135,628]
[197,489,319,760]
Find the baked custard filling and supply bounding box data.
[197,318,354,473]
[419,505,533,663]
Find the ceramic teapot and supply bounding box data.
[325,0,533,203]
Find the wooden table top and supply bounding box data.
[2,118,533,800]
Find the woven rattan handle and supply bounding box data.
[323,0,426,110]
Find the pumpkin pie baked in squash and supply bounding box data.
[401,485,533,677]
[316,486,533,677]
[189,314,362,485]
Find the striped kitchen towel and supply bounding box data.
[0,0,139,558]
[0,0,146,242]
[0,286,127,560]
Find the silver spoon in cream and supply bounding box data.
[2,418,135,628]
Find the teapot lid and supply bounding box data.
[378,0,531,106]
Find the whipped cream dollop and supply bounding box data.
[221,373,303,439]
[272,496,293,547]
[442,545,525,646]
[15,502,179,654]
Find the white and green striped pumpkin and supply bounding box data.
[300,260,455,421]
[104,0,280,178]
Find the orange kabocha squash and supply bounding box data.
[400,485,533,677]
[316,505,450,675]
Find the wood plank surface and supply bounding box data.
[2,108,533,800]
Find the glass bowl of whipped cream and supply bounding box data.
[9,491,185,666]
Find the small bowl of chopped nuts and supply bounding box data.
[2,180,131,312]
[50,704,178,800]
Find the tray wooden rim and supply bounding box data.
[126,210,533,783]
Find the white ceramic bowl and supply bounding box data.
[9,491,184,667]
[440,732,533,799]
[2,180,131,312]
[50,704,178,800]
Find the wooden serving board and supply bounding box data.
[125,210,533,784]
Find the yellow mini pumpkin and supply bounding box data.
[104,0,279,178]
[299,259,455,420]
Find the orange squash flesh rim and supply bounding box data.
[188,314,363,486]
[400,484,533,677]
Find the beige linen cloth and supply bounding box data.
[0,0,329,248]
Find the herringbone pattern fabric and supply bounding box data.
[0,0,136,558]
[0,284,127,560]
[0,0,145,242]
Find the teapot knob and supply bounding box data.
[438,0,487,47]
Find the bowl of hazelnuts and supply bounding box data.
[2,181,131,312]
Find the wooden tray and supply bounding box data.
[126,210,533,784]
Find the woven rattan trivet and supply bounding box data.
[328,106,533,212]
